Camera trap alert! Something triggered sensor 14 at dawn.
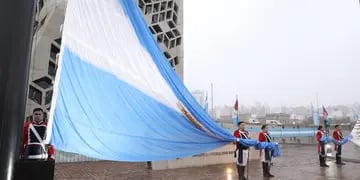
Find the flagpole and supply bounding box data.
[0,1,36,180]
[316,93,319,115]
[236,94,239,121]
[211,83,214,118]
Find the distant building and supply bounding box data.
[265,113,291,125]
[191,90,206,107]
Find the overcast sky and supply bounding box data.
[183,0,360,107]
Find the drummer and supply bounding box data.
[21,108,55,160]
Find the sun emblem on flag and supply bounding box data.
[176,102,219,139]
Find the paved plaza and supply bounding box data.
[55,144,360,180]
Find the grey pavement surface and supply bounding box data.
[54,144,360,180]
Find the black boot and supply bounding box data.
[320,156,329,167]
[266,162,275,177]
[336,155,345,165]
[262,162,267,177]
[262,162,274,178]
[241,166,247,180]
[237,165,247,180]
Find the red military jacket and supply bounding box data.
[332,129,343,150]
[233,129,249,139]
[258,131,271,156]
[316,130,323,142]
[233,129,249,150]
[21,120,55,160]
[332,129,343,141]
[316,130,325,153]
[258,131,271,142]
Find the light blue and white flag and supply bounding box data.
[46,0,279,162]
[45,0,235,162]
[350,118,360,146]
[232,97,239,127]
[311,103,320,126]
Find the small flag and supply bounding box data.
[232,97,239,127]
[311,103,319,125]
[322,106,328,118]
[204,92,208,112]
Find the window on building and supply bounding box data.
[153,3,160,13]
[144,0,151,4]
[152,25,162,33]
[151,14,158,24]
[157,34,163,43]
[166,10,172,20]
[166,31,174,39]
[172,29,180,37]
[50,44,60,60]
[145,5,152,14]
[159,12,165,22]
[48,61,56,78]
[170,39,175,48]
[45,90,53,105]
[138,0,145,11]
[164,35,169,47]
[29,85,42,105]
[167,21,175,29]
[174,2,179,13]
[33,76,52,89]
[173,56,179,66]
[164,52,171,59]
[176,37,181,46]
[168,1,173,8]
[172,14,177,24]
[160,1,166,11]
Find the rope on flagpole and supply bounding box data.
[246,149,250,180]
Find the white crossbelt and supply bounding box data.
[29,124,47,152]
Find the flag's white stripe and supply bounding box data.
[62,0,178,110]
[350,119,360,146]
[45,0,180,144]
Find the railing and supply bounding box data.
[55,150,99,163]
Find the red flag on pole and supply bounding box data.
[322,106,328,117]
[234,99,238,111]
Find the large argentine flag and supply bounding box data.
[47,0,234,161]
[350,119,360,146]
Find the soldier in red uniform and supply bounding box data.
[316,125,328,167]
[233,121,249,180]
[21,108,55,160]
[258,125,274,178]
[333,125,345,165]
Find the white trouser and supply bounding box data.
[236,149,249,166]
[260,149,272,163]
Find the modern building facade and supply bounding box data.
[26,0,184,118]
[192,90,206,107]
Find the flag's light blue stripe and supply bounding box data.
[51,47,228,161]
[119,0,234,141]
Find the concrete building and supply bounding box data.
[26,0,184,118]
[192,90,206,107]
